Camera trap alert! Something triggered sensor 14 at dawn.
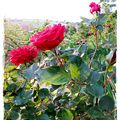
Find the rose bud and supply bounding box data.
[106,49,116,65]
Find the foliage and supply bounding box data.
[4,2,116,120]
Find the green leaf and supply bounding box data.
[46,103,55,113]
[21,106,38,120]
[13,90,33,105]
[72,95,81,105]
[38,88,49,99]
[39,114,50,120]
[57,108,73,120]
[13,96,25,105]
[10,70,18,81]
[80,17,91,25]
[88,71,101,84]
[7,83,18,92]
[60,52,71,61]
[35,66,70,85]
[69,63,80,79]
[87,84,104,97]
[4,103,11,110]
[9,111,19,120]
[79,62,90,81]
[75,101,88,113]
[5,65,16,72]
[97,14,107,25]
[45,103,56,116]
[68,55,82,66]
[23,63,39,80]
[96,25,104,31]
[50,85,61,91]
[78,44,87,57]
[99,95,115,111]
[87,106,104,119]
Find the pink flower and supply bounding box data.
[30,23,65,51]
[89,2,101,14]
[9,45,38,66]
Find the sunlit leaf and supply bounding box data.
[69,64,80,79]
[57,108,73,120]
[35,66,70,85]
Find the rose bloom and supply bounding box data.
[89,2,101,14]
[30,23,65,51]
[9,45,38,66]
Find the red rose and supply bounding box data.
[30,23,65,51]
[9,45,38,66]
[89,2,101,14]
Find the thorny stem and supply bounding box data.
[54,49,63,66]
[91,23,99,49]
[95,29,98,49]
[89,24,99,68]
[103,72,116,88]
[18,70,28,88]
[89,47,97,68]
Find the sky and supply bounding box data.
[2,0,99,22]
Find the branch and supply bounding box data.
[95,29,98,49]
[89,48,97,68]
[54,49,64,66]
[103,72,116,88]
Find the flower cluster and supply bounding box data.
[89,2,101,14]
[9,23,65,66]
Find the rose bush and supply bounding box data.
[4,1,116,120]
